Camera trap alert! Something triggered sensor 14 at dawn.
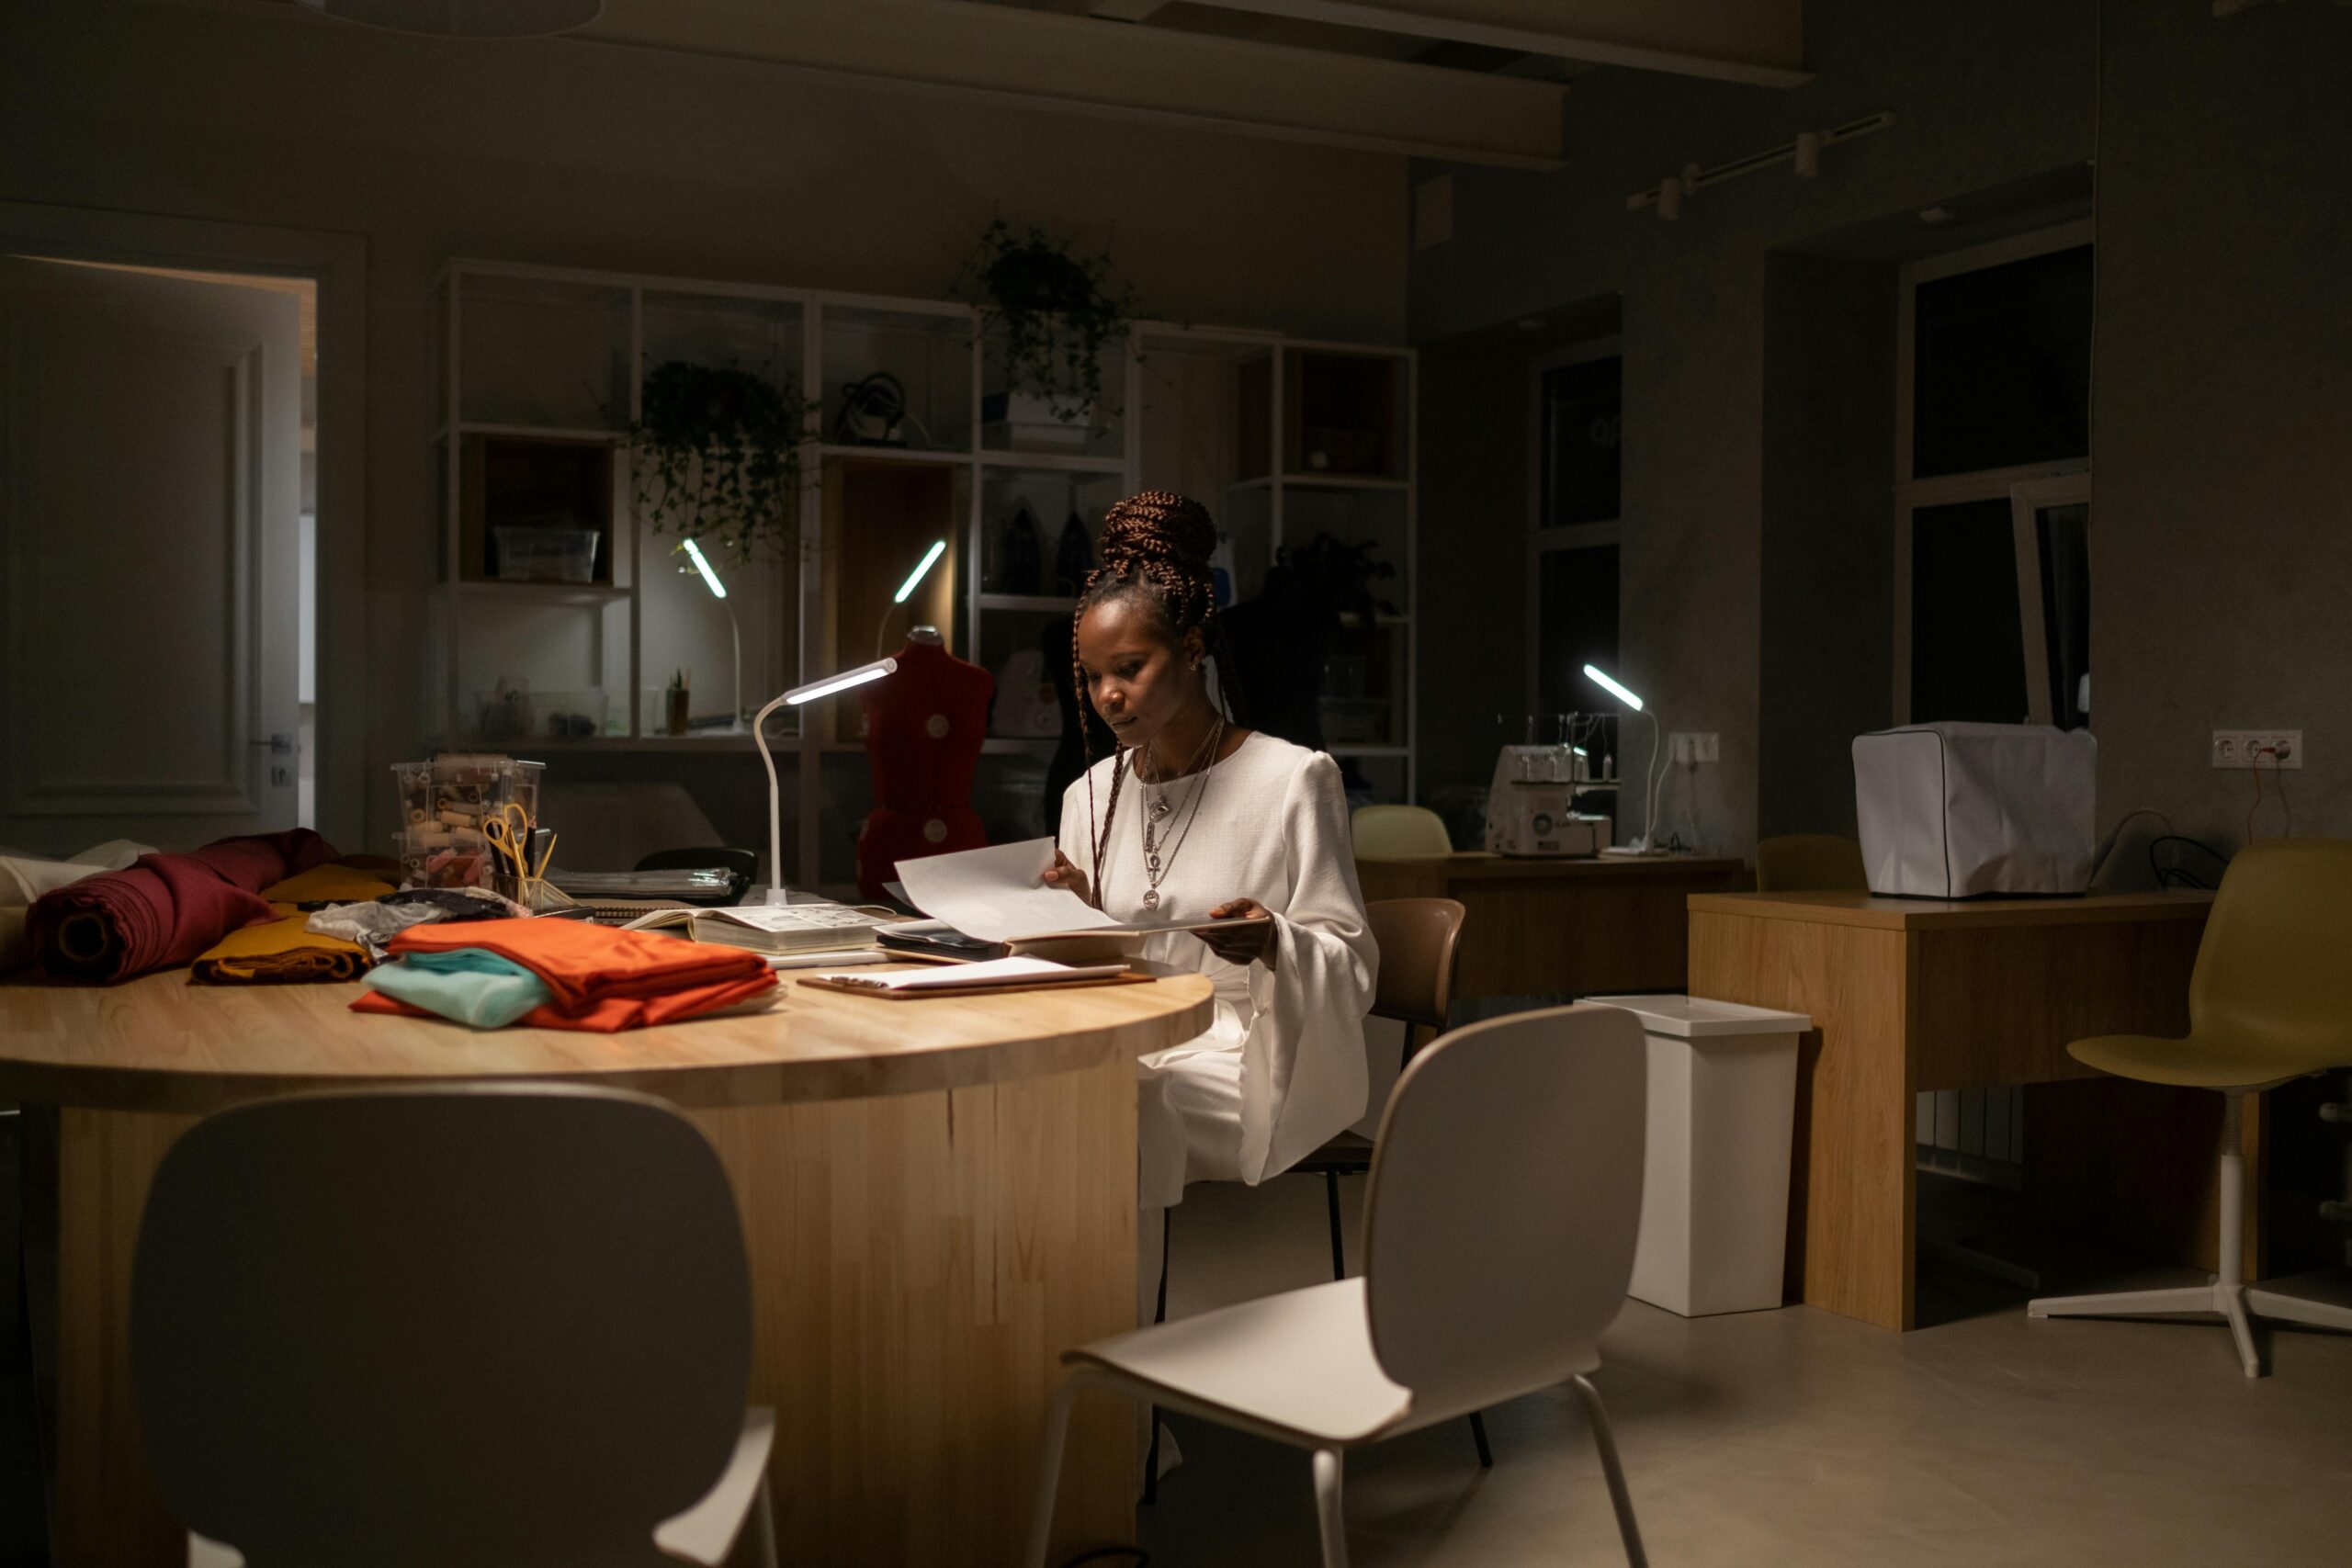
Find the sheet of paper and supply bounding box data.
[892,838,1118,943]
[810,956,1128,991]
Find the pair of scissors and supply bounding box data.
[484,805,534,876]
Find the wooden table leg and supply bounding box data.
[1690,914,1916,1330]
[49,1060,1136,1568]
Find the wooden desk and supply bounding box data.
[1687,890,2221,1331]
[0,969,1214,1568]
[1355,853,1747,1000]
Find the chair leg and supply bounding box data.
[1325,1171,1346,1280]
[751,1472,780,1568]
[1143,1210,1171,1504]
[2245,1283,2352,1334]
[1570,1375,1647,1568]
[1466,1410,1493,1469]
[1310,1448,1350,1568]
[2027,1093,2272,1377]
[1024,1377,1083,1568]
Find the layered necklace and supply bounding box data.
[1135,716,1225,912]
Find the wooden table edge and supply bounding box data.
[1686,889,2215,931]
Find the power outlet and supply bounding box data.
[2211,729,2303,769]
[1668,732,1721,764]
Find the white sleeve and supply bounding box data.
[1236,751,1378,1183]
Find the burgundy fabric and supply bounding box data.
[28,829,336,985]
[856,638,992,900]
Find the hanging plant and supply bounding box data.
[960,220,1136,424]
[629,361,812,566]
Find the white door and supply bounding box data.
[0,257,302,853]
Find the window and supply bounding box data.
[1895,223,2093,727]
[1529,342,1623,725]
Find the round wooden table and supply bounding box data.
[0,966,1214,1567]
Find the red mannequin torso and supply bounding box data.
[855,632,992,899]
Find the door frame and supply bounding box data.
[0,201,368,849]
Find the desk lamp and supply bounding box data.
[1583,663,1668,856]
[752,658,898,904]
[876,537,948,658]
[680,537,742,732]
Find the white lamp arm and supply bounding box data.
[753,692,792,905]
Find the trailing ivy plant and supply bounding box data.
[629,361,813,566]
[962,220,1136,425]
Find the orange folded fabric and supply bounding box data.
[349,917,775,1032]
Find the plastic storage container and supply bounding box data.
[1585,994,1813,1317]
[492,525,602,584]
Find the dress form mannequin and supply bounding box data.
[855,626,992,900]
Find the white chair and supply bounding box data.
[130,1084,779,1568]
[1028,1004,1651,1568]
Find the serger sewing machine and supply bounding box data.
[1483,742,1613,858]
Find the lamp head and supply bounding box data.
[681,538,727,601]
[1582,663,1644,712]
[894,539,947,605]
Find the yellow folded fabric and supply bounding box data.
[191,914,370,985]
[258,864,398,907]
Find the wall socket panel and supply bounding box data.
[2211,729,2302,769]
[1668,731,1721,764]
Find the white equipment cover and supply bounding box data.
[1852,722,2097,897]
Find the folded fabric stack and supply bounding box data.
[27,829,337,984]
[189,863,401,986]
[355,918,775,1032]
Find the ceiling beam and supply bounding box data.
[580,0,1566,168]
[1176,0,1810,87]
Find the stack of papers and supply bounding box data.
[894,840,1270,944]
[807,956,1130,992]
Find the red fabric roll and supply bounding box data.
[349,917,775,1032]
[28,829,336,985]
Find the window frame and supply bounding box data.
[1526,335,1623,712]
[1893,220,2093,724]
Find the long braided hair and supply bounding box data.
[1074,491,1246,908]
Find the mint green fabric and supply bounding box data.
[362,947,552,1029]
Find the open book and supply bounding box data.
[620,902,900,955]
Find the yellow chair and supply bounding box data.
[2028,838,2352,1376]
[1351,804,1453,858]
[1754,832,1867,893]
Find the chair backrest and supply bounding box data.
[2189,838,2352,1066]
[1755,832,1867,893]
[1361,1004,1645,1414]
[1366,897,1465,1032]
[1352,804,1454,858]
[131,1085,752,1568]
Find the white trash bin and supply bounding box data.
[1586,994,1813,1317]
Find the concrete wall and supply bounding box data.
[0,0,1407,852]
[2091,0,2352,854]
[1413,0,2352,864]
[1410,0,2099,855]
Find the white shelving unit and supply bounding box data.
[435,261,1415,888]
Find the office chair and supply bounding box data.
[132,1085,779,1566]
[1351,804,1454,858]
[2028,838,2352,1376]
[1030,1005,1652,1568]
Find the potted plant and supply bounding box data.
[962,220,1135,439]
[629,361,812,565]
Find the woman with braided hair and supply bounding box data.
[1043,491,1377,1235]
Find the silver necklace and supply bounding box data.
[1138,718,1223,911]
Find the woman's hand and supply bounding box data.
[1204,898,1276,968]
[1042,849,1091,907]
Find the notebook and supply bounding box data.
[620,902,900,954]
[802,956,1130,993]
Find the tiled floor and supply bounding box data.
[1137,1173,2352,1568]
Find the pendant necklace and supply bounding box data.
[1137,716,1223,912]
